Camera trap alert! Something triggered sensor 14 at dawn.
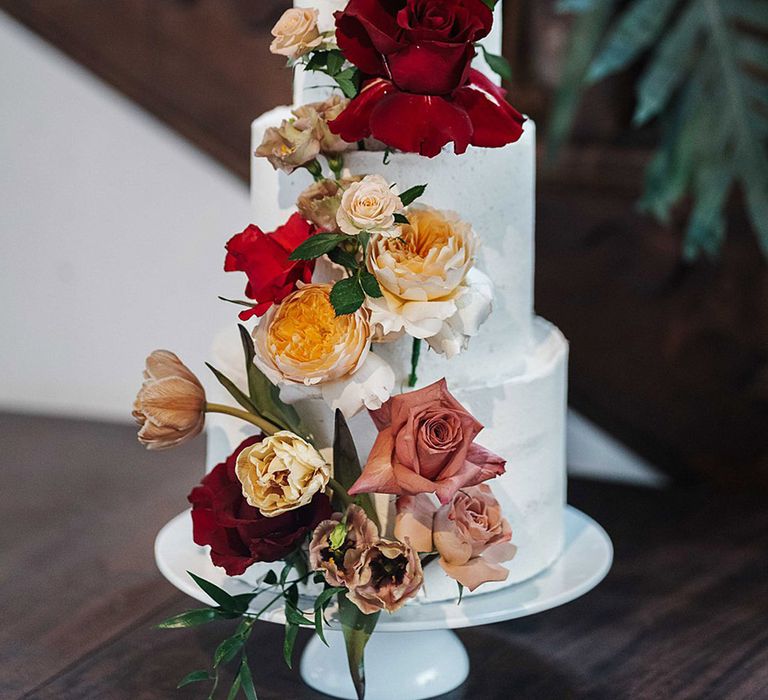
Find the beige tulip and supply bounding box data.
[235,431,330,517]
[133,350,205,450]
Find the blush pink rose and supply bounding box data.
[395,486,516,591]
[348,378,505,504]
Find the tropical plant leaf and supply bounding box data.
[587,0,680,83]
[338,593,380,700]
[683,163,733,259]
[547,0,615,159]
[633,0,704,125]
[332,410,380,529]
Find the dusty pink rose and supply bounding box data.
[348,378,505,504]
[396,486,516,591]
[309,504,378,587]
[347,539,423,614]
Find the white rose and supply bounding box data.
[336,174,403,237]
[235,431,330,517]
[270,8,323,60]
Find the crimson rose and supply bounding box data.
[188,436,332,576]
[224,213,315,320]
[330,0,524,157]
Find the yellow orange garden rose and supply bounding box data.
[253,284,395,417]
[235,431,330,517]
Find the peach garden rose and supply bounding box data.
[336,174,403,237]
[365,205,493,356]
[269,8,323,60]
[349,378,506,504]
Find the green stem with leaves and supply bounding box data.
[408,338,422,387]
[205,402,281,436]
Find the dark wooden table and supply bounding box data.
[2,412,767,699]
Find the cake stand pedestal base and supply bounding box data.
[300,629,469,700]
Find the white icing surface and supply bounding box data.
[251,107,536,382]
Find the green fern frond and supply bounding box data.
[552,0,768,259]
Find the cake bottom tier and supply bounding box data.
[205,317,568,602]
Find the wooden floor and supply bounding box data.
[2,412,767,699]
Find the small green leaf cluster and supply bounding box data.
[303,48,361,98]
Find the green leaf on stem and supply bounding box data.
[206,363,258,415]
[335,67,360,98]
[239,655,258,700]
[289,233,348,261]
[283,622,299,668]
[263,569,278,586]
[157,608,224,629]
[477,44,512,82]
[177,670,212,688]
[215,635,246,668]
[330,277,365,315]
[339,592,380,700]
[326,50,346,76]
[226,674,242,700]
[189,572,240,611]
[399,184,427,206]
[393,213,409,225]
[237,324,308,439]
[332,410,380,529]
[359,270,383,298]
[328,246,359,271]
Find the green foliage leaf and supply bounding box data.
[359,270,383,298]
[335,67,361,98]
[399,184,428,206]
[283,623,299,669]
[480,0,498,8]
[332,410,380,529]
[177,670,212,688]
[157,608,223,629]
[457,583,465,605]
[393,213,409,225]
[338,592,380,700]
[328,246,360,271]
[326,50,346,76]
[728,0,768,29]
[330,276,365,315]
[633,1,704,125]
[289,233,348,261]
[237,325,306,438]
[477,44,513,82]
[206,362,258,415]
[215,635,246,668]
[263,570,278,586]
[226,675,242,700]
[284,603,314,627]
[587,0,679,83]
[683,163,732,260]
[239,656,258,700]
[189,572,240,611]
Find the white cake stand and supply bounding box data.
[155,505,612,700]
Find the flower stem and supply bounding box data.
[205,402,280,436]
[328,477,354,508]
[408,338,422,388]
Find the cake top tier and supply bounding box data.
[291,0,504,105]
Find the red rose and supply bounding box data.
[224,213,315,320]
[331,0,524,157]
[188,436,332,576]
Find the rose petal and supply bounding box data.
[394,494,437,553]
[452,69,525,148]
[387,41,474,95]
[320,351,395,417]
[369,91,473,157]
[348,427,400,495]
[439,555,510,591]
[329,78,396,143]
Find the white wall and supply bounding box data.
[0,12,250,421]
[0,12,663,486]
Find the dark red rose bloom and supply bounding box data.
[224,213,315,321]
[188,436,332,576]
[331,0,524,157]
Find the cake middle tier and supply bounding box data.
[251,107,537,381]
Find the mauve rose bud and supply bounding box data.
[346,539,423,614]
[133,350,206,450]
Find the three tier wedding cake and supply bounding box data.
[135,0,569,694]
